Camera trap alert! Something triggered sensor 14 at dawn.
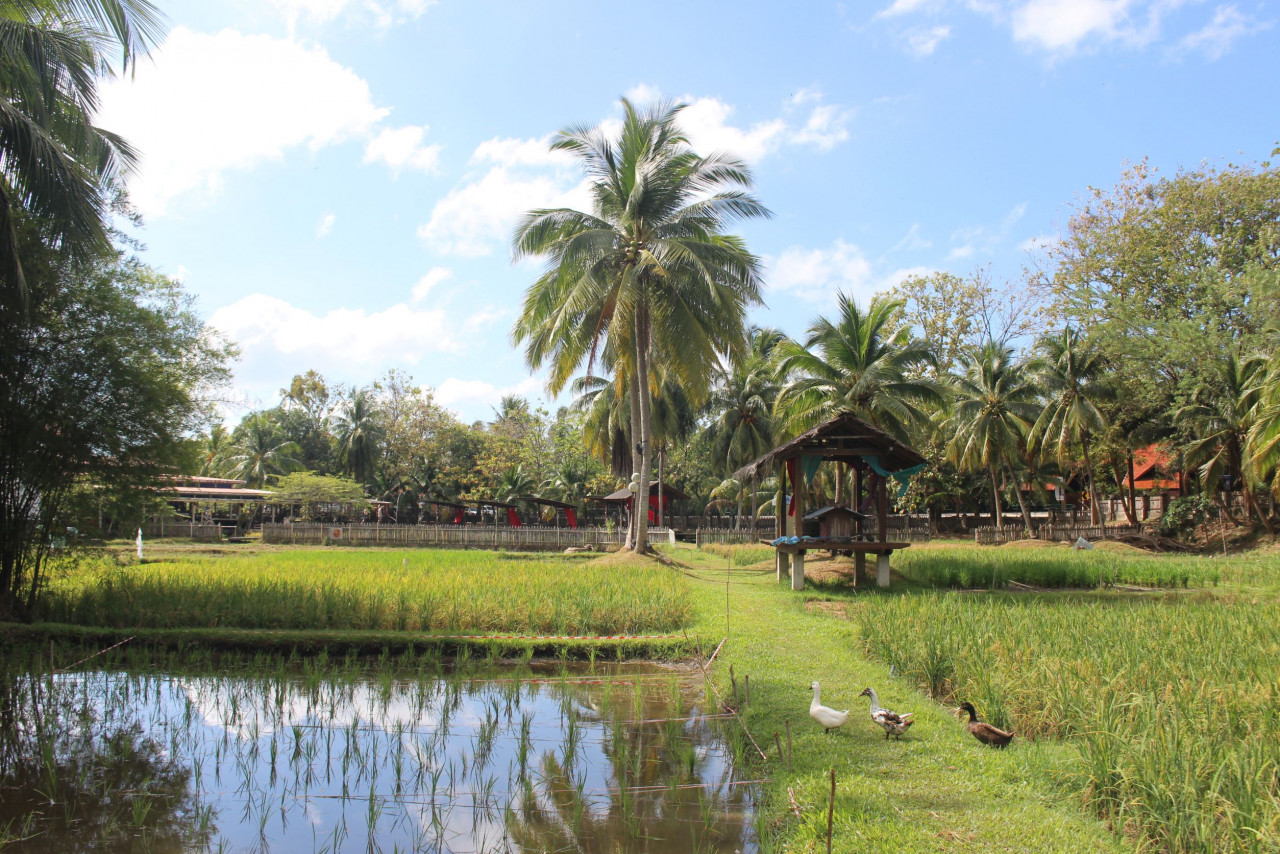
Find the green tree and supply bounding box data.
[225,412,301,489]
[1175,352,1270,530]
[333,387,381,487]
[773,294,943,441]
[1029,327,1112,524]
[0,0,165,304]
[512,98,769,551]
[708,328,781,526]
[946,341,1042,531]
[0,225,230,619]
[1040,157,1280,420]
[270,471,369,522]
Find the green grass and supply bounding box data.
[892,540,1219,588]
[37,548,693,635]
[671,544,1127,853]
[761,542,1279,853]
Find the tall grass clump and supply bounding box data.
[37,550,693,635]
[893,542,1218,589]
[846,590,1280,851]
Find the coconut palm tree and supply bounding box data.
[333,387,381,487]
[1176,352,1270,530]
[1029,327,1112,524]
[0,0,165,306]
[773,294,943,441]
[947,341,1042,531]
[225,413,301,489]
[708,328,782,526]
[512,98,769,551]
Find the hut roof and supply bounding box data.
[596,482,690,502]
[803,505,866,521]
[161,485,273,499]
[515,495,577,509]
[731,412,927,482]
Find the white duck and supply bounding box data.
[859,687,914,740]
[809,681,851,733]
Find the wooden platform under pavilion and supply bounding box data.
[733,412,927,591]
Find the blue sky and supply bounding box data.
[98,0,1278,423]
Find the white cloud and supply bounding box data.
[624,83,664,104]
[1011,0,1137,50]
[788,87,825,106]
[315,213,336,239]
[363,125,442,176]
[210,294,460,390]
[99,28,388,216]
[420,90,852,257]
[679,97,789,162]
[876,0,940,18]
[471,135,570,168]
[417,166,591,256]
[948,202,1027,257]
[769,240,876,305]
[1178,5,1268,59]
[906,24,952,55]
[411,267,452,302]
[435,376,542,411]
[891,224,933,253]
[790,104,853,150]
[266,0,433,29]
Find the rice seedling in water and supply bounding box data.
[0,648,759,852]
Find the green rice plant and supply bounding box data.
[892,541,1219,589]
[37,549,694,635]
[846,587,1280,851]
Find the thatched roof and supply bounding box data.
[731,412,927,482]
[515,494,577,509]
[595,481,690,502]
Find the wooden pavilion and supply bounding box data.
[732,412,928,591]
[593,481,690,527]
[515,495,580,528]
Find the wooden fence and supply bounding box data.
[261,523,632,550]
[974,523,1142,546]
[142,521,223,541]
[696,527,933,547]
[695,529,764,546]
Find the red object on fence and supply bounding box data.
[451,508,464,524]
[787,458,798,516]
[506,507,521,527]
[565,508,578,528]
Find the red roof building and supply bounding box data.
[1122,445,1182,492]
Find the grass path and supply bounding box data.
[671,546,1125,853]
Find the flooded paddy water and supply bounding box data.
[0,652,760,853]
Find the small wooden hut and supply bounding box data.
[732,412,927,590]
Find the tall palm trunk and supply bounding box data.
[1109,459,1139,525]
[626,371,642,550]
[1006,463,1034,532]
[988,466,1004,528]
[633,303,653,553]
[1082,436,1101,525]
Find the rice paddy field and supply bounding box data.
[35,549,693,635]
[6,539,1280,852]
[808,543,1280,852]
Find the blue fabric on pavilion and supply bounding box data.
[860,454,927,498]
[801,454,822,486]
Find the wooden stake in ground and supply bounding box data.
[785,718,793,767]
[744,674,750,706]
[774,732,784,763]
[827,767,836,854]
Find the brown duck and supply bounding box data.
[955,702,1014,748]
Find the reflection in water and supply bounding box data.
[0,659,757,853]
